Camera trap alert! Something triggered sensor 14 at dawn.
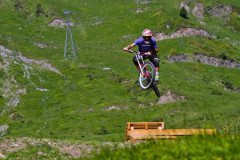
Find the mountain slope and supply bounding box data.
[0,0,240,158]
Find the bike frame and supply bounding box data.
[136,53,145,76]
[129,50,145,76]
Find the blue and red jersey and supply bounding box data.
[134,37,158,53]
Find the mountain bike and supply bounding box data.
[127,50,160,97]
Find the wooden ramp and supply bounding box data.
[126,122,216,142]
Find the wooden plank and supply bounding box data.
[126,122,216,142]
[127,122,164,130]
[127,129,216,141]
[128,129,216,135]
[130,135,177,142]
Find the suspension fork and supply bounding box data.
[136,54,145,76]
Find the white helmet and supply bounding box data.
[142,29,153,37]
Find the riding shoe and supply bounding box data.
[155,75,159,82]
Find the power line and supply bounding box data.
[64,10,77,60]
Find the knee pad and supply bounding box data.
[132,56,138,66]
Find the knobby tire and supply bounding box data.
[152,83,160,97]
[139,62,155,90]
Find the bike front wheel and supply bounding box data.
[139,62,155,90]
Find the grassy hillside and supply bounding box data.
[87,136,240,160]
[0,0,240,159]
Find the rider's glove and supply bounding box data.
[145,52,151,55]
[123,47,130,51]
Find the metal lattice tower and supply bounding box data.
[64,10,77,60]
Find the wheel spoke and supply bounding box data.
[139,62,155,90]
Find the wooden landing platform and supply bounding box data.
[126,122,216,142]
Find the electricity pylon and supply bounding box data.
[64,10,77,60]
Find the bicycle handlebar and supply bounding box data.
[126,50,139,54]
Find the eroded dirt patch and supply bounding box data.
[168,53,240,69]
[157,91,185,104]
[0,138,94,158]
[155,28,212,41]
[0,45,62,114]
[0,137,129,158]
[192,3,204,20]
[48,18,65,28]
[0,152,5,159]
[207,4,233,20]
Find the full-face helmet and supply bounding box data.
[142,29,152,41]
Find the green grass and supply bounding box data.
[87,136,240,160]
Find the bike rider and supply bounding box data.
[123,29,160,81]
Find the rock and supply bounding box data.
[104,105,128,111]
[157,91,185,104]
[180,1,190,12]
[180,1,190,19]
[49,18,67,28]
[0,125,9,136]
[102,67,111,71]
[207,4,233,20]
[37,151,47,156]
[136,0,151,5]
[170,28,211,39]
[36,87,49,92]
[50,141,94,158]
[87,107,94,112]
[168,53,240,69]
[138,103,145,108]
[92,16,103,26]
[199,21,206,26]
[8,89,27,107]
[192,3,204,20]
[34,43,47,49]
[235,87,240,93]
[79,63,90,69]
[155,33,167,41]
[106,106,120,110]
[155,28,212,41]
[0,138,27,155]
[0,45,62,115]
[193,53,240,69]
[18,54,62,75]
[136,8,144,13]
[9,113,23,120]
[0,153,5,159]
[168,54,189,63]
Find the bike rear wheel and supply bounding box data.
[152,82,160,97]
[139,62,155,90]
